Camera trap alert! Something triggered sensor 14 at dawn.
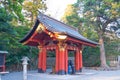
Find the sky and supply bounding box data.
[46,0,77,20]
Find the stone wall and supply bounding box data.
[46,57,75,68]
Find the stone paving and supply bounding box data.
[1,69,120,80]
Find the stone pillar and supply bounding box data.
[21,57,29,80]
[0,74,1,80]
[117,56,120,68]
[38,46,47,73]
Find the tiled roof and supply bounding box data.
[20,12,98,46]
[37,12,98,45]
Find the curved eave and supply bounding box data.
[19,20,39,44]
[37,12,98,47]
[19,13,98,47]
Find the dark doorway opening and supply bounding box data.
[46,50,55,73]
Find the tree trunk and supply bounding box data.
[99,36,109,69]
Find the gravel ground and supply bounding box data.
[1,69,120,80]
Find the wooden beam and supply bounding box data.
[45,44,56,50]
[67,37,97,47]
[67,45,78,50]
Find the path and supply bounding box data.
[1,69,120,80]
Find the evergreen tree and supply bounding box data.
[62,0,120,68]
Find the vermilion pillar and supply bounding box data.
[65,48,68,74]
[75,49,80,72]
[38,46,47,73]
[79,48,83,71]
[58,47,65,74]
[55,42,68,75]
[75,47,83,72]
[55,46,59,73]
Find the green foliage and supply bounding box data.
[47,50,55,57]
[4,25,39,70]
[62,0,120,67]
[0,7,38,71]
[65,14,81,27]
[105,39,120,56]
[78,0,120,67]
[0,0,47,71]
[0,7,19,63]
[62,4,81,27]
[78,0,120,35]
[0,8,15,50]
[83,46,100,67]
[23,0,47,26]
[68,51,75,57]
[1,0,24,21]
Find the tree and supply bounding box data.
[62,4,81,28]
[62,0,120,69]
[23,0,47,26]
[1,0,24,22]
[75,0,120,68]
[62,4,99,39]
[1,0,47,26]
[0,7,15,49]
[0,1,42,70]
[62,4,100,67]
